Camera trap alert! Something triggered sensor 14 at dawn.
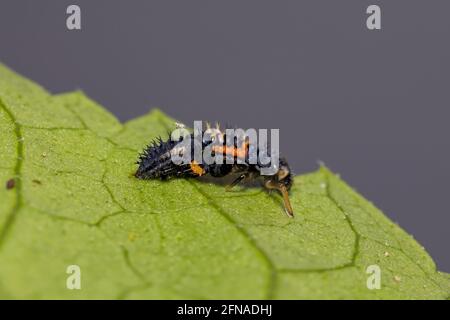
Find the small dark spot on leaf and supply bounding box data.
[32,179,42,185]
[6,178,15,190]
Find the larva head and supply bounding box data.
[263,158,294,217]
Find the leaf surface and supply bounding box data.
[0,64,448,299]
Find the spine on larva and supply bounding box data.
[135,134,199,180]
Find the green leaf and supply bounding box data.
[0,63,448,299]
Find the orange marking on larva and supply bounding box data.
[190,161,205,176]
[212,140,249,158]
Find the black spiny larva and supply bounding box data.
[135,124,294,217]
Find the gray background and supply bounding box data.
[0,0,449,271]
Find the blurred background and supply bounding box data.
[0,0,449,271]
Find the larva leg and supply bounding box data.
[225,173,247,191]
